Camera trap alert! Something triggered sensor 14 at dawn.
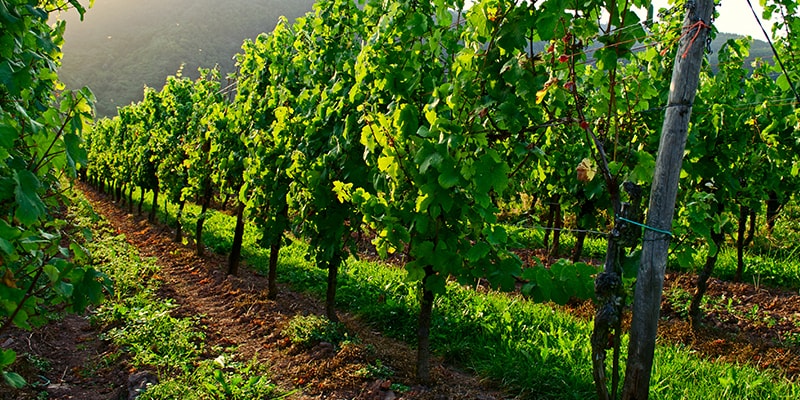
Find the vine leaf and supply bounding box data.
[64,132,88,173]
[13,170,46,226]
[0,124,15,150]
[437,164,460,189]
[2,371,25,389]
[629,151,655,183]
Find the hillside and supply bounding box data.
[709,31,774,70]
[56,0,316,117]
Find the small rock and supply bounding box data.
[47,383,70,391]
[128,370,159,400]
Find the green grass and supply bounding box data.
[282,314,352,348]
[506,224,609,260]
[505,206,800,291]
[122,187,800,399]
[70,191,286,399]
[666,212,800,291]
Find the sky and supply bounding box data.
[461,0,778,39]
[654,0,775,38]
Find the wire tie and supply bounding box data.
[617,217,673,237]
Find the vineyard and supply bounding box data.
[2,0,800,399]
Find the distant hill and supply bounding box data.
[56,0,316,117]
[709,32,774,72]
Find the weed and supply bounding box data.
[24,354,50,373]
[282,314,351,348]
[746,304,760,322]
[141,354,288,400]
[355,359,394,379]
[665,286,693,318]
[103,305,204,373]
[390,382,410,393]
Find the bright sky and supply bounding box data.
[461,0,779,39]
[653,0,776,38]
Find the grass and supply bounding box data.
[68,191,286,399]
[118,186,800,399]
[506,224,610,261]
[281,314,352,348]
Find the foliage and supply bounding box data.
[521,259,600,304]
[140,354,287,400]
[0,0,115,386]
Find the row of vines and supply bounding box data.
[74,0,799,398]
[0,0,108,389]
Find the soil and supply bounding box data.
[3,183,799,399]
[4,184,507,399]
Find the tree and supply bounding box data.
[183,68,224,255]
[236,20,298,280]
[284,0,371,321]
[338,0,521,382]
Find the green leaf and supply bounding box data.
[394,103,419,138]
[378,156,395,172]
[466,242,490,262]
[405,260,426,282]
[424,273,447,294]
[13,170,46,226]
[0,349,15,367]
[70,242,89,263]
[64,132,88,173]
[43,264,60,283]
[419,152,443,174]
[674,246,696,268]
[0,238,12,256]
[776,74,790,91]
[485,225,508,246]
[0,124,15,149]
[629,151,655,183]
[437,165,460,189]
[412,241,435,263]
[12,308,30,330]
[532,267,553,303]
[57,281,74,297]
[408,12,429,36]
[474,152,509,194]
[2,371,26,389]
[621,250,641,279]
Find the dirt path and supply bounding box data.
[77,184,506,399]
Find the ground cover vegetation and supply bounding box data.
[36,176,793,399]
[72,193,287,400]
[4,0,800,398]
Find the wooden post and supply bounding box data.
[621,1,714,399]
